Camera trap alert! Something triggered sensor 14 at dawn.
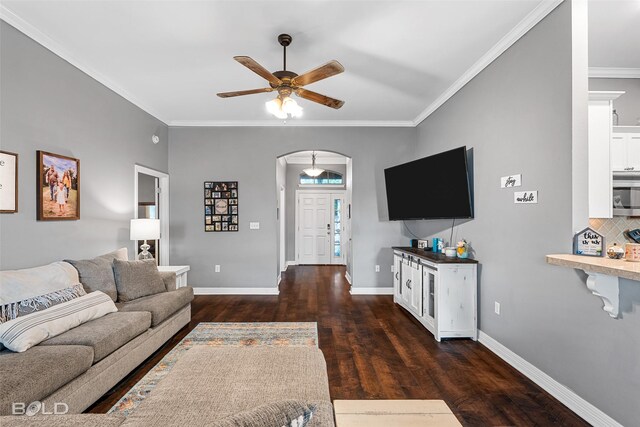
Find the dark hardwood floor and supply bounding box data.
[89,265,588,426]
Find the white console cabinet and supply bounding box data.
[393,248,477,341]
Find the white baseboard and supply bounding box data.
[277,274,282,285]
[345,271,352,284]
[350,287,394,295]
[285,261,297,268]
[193,287,279,295]
[478,331,622,427]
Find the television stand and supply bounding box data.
[392,247,478,341]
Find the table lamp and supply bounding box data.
[130,219,160,260]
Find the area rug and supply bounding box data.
[108,322,318,416]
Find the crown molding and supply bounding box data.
[589,67,640,79]
[412,0,563,127]
[168,120,415,128]
[0,4,169,125]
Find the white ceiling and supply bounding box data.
[589,0,640,69]
[2,0,568,126]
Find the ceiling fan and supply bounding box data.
[217,34,345,118]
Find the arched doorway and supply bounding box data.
[275,150,353,283]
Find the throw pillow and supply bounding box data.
[211,401,316,427]
[65,248,128,301]
[113,259,166,302]
[0,291,117,352]
[0,283,86,324]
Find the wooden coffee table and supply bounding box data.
[333,400,462,427]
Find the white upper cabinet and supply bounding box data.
[588,91,625,219]
[612,131,640,171]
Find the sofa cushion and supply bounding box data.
[0,415,125,427]
[119,347,333,427]
[40,311,152,363]
[0,345,94,415]
[65,248,128,301]
[117,287,193,327]
[113,260,166,303]
[212,400,316,427]
[0,292,118,353]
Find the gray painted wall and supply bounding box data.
[168,127,416,289]
[590,78,640,126]
[411,3,639,425]
[0,22,168,269]
[284,162,347,262]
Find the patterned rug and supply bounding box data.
[108,322,318,416]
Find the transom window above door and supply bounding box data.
[299,170,344,185]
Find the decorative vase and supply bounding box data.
[456,240,469,259]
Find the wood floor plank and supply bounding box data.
[87,265,589,427]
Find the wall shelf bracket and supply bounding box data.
[584,270,620,318]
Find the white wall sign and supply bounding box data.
[500,174,522,188]
[514,191,538,204]
[0,151,18,213]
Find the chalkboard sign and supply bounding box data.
[573,227,604,257]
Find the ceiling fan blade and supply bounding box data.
[234,56,282,86]
[217,88,274,98]
[296,88,344,109]
[292,60,344,87]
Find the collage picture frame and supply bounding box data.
[204,181,238,232]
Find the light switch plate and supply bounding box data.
[249,222,260,230]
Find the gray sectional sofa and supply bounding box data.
[0,251,193,416]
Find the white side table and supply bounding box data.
[158,265,190,289]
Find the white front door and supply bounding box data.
[297,192,331,264]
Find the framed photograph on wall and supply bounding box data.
[0,151,18,213]
[37,151,80,220]
[204,181,238,232]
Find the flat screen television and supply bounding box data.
[384,146,473,220]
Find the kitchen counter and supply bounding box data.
[393,247,478,264]
[546,254,640,282]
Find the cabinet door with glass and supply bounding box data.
[422,264,437,329]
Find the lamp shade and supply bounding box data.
[130,219,160,240]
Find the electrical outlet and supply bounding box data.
[494,301,500,315]
[375,265,380,273]
[215,265,221,273]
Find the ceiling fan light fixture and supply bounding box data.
[265,97,287,119]
[303,152,325,177]
[281,96,303,118]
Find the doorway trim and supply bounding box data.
[134,164,170,266]
[295,189,346,265]
[279,185,286,273]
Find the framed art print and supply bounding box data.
[0,150,18,213]
[37,151,80,220]
[204,181,238,232]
